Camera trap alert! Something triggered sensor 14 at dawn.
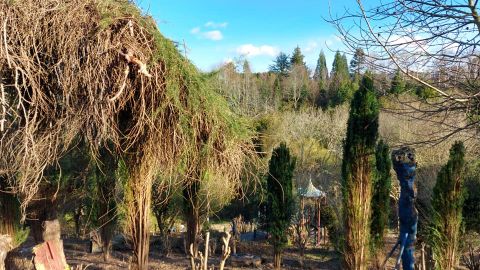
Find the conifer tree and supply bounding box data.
[330,51,353,106]
[314,51,329,108]
[314,50,329,83]
[389,69,405,95]
[269,52,291,76]
[341,74,379,270]
[290,46,306,67]
[350,48,366,79]
[430,141,466,270]
[266,142,296,270]
[371,140,392,252]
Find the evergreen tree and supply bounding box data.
[314,51,329,107]
[266,142,296,270]
[341,74,379,270]
[350,48,366,78]
[331,51,349,79]
[464,162,480,234]
[371,140,392,252]
[290,46,305,67]
[430,142,466,270]
[269,52,291,76]
[389,69,405,95]
[329,51,353,106]
[314,50,329,83]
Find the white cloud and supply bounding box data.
[236,44,280,57]
[191,22,227,41]
[190,27,200,34]
[203,30,223,41]
[205,21,228,28]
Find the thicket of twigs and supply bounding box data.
[0,0,256,268]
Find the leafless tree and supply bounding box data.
[330,0,480,143]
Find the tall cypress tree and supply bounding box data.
[314,50,329,82]
[341,73,379,270]
[371,140,392,252]
[266,142,296,270]
[430,142,466,270]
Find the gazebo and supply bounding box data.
[298,179,326,246]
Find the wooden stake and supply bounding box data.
[203,231,209,270]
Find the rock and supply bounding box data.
[229,254,262,267]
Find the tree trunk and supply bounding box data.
[73,205,82,238]
[183,178,200,257]
[273,247,282,270]
[126,169,153,270]
[0,177,17,270]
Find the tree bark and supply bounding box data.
[0,177,16,270]
[273,247,282,270]
[183,178,200,257]
[126,171,152,270]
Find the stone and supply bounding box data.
[229,254,262,267]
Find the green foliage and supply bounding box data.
[266,142,296,252]
[415,84,437,99]
[430,141,466,269]
[350,48,365,78]
[314,50,328,84]
[322,205,344,252]
[464,161,480,234]
[389,69,405,95]
[341,73,379,268]
[270,52,291,76]
[329,51,354,107]
[342,75,379,178]
[371,140,392,251]
[331,51,349,80]
[290,46,306,67]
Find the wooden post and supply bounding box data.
[317,198,321,246]
[300,197,305,228]
[203,231,209,270]
[421,242,426,270]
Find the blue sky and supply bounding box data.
[138,0,357,73]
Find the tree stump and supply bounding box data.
[0,235,13,270]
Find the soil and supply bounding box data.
[6,232,342,270]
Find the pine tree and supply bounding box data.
[266,142,296,270]
[290,46,305,67]
[371,140,392,252]
[269,52,291,76]
[350,48,366,78]
[341,74,379,270]
[430,141,466,270]
[389,69,405,95]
